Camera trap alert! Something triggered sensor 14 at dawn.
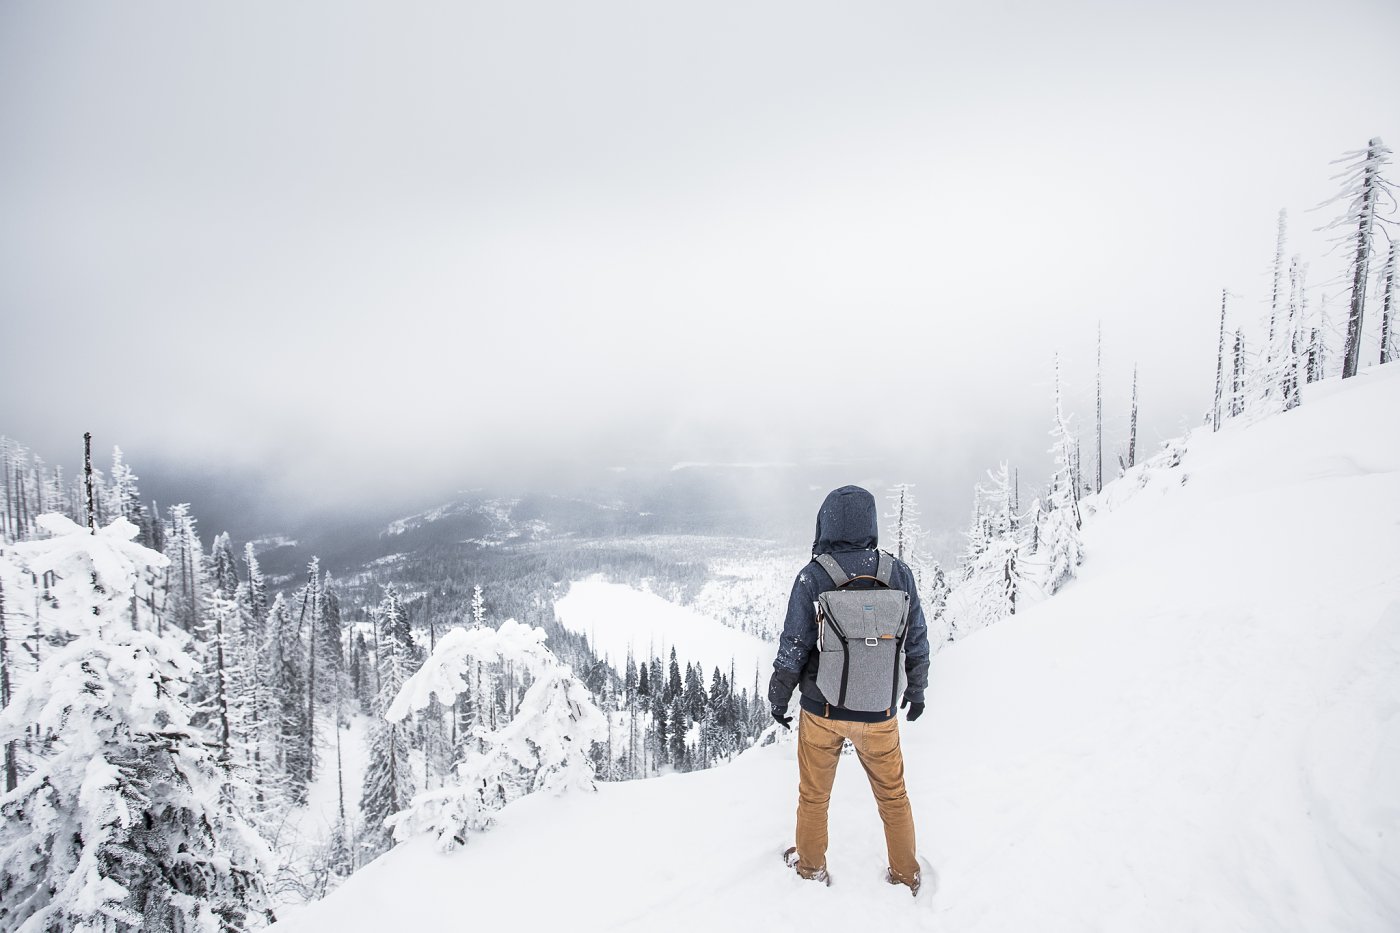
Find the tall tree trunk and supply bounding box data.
[1072,437,1082,503]
[1213,290,1227,431]
[1342,139,1383,379]
[1381,241,1397,365]
[426,592,436,652]
[298,569,317,789]
[896,487,906,560]
[335,655,346,822]
[3,438,13,542]
[1,576,16,792]
[1095,322,1103,492]
[217,611,230,751]
[1231,329,1246,416]
[83,432,96,533]
[183,529,194,631]
[1268,209,1287,357]
[1285,258,1303,410]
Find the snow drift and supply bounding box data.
[273,364,1400,932]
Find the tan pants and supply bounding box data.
[795,708,919,883]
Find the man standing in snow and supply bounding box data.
[768,484,930,894]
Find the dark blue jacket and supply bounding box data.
[768,485,931,722]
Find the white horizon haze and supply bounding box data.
[1,0,1397,534]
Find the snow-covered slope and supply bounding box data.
[554,576,772,687]
[274,365,1400,933]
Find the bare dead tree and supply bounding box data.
[1095,321,1103,493]
[1213,289,1227,431]
[1318,138,1396,378]
[83,432,96,533]
[1381,241,1397,365]
[1284,258,1303,411]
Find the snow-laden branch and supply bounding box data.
[384,618,555,723]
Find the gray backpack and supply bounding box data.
[812,551,911,714]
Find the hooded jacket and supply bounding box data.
[768,485,931,723]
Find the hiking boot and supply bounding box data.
[886,867,921,896]
[783,846,831,886]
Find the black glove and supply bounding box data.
[772,707,793,730]
[900,696,924,722]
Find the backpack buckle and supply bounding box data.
[865,637,878,647]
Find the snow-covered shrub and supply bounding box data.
[382,620,606,851]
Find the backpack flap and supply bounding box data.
[814,588,910,712]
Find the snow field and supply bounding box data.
[553,575,772,689]
[276,363,1400,932]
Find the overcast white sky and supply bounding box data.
[1,0,1397,532]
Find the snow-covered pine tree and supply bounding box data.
[351,630,373,714]
[236,544,276,803]
[957,494,987,584]
[162,503,206,633]
[43,463,71,529]
[195,535,251,765]
[1127,364,1139,466]
[315,574,344,708]
[703,666,731,763]
[1042,354,1084,595]
[884,484,921,562]
[683,662,705,722]
[470,584,486,628]
[106,447,150,544]
[201,588,245,769]
[623,650,638,704]
[147,499,166,554]
[923,559,950,620]
[651,690,669,767]
[887,483,939,617]
[1318,138,1395,378]
[666,646,682,702]
[0,514,273,932]
[359,587,417,856]
[668,694,688,769]
[955,462,1024,629]
[266,591,311,804]
[296,559,322,793]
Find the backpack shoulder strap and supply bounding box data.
[875,550,894,587]
[813,553,851,587]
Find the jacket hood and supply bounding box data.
[812,485,879,555]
